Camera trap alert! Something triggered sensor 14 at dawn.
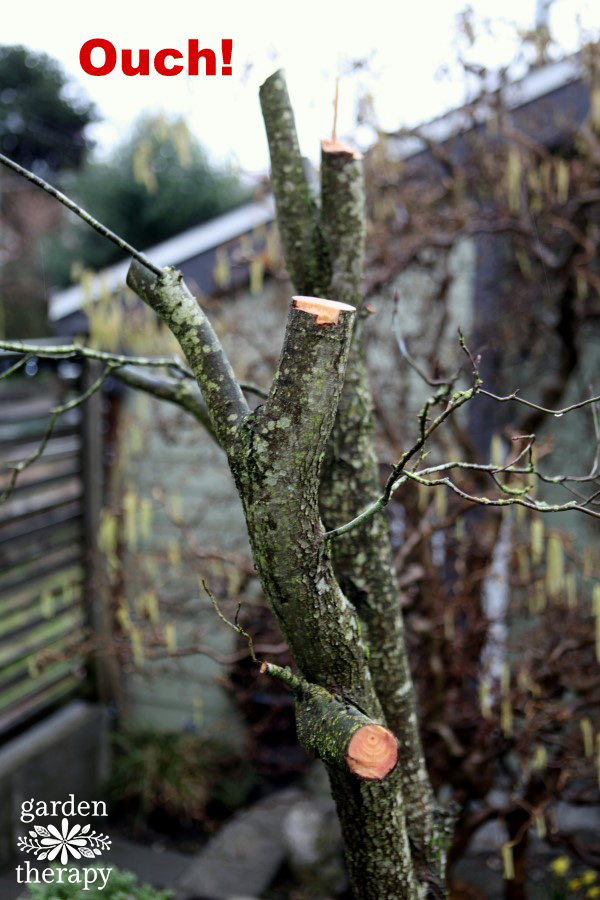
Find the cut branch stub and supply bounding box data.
[295,683,398,781]
[292,295,356,325]
[345,724,398,780]
[321,138,363,161]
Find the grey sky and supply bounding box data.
[3,0,596,173]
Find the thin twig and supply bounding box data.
[1,364,115,503]
[0,153,164,277]
[479,388,600,416]
[0,339,193,378]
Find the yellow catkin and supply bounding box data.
[130,628,144,667]
[213,247,231,289]
[592,85,600,132]
[265,224,280,266]
[250,255,265,295]
[531,518,544,566]
[165,624,177,652]
[117,604,132,632]
[532,745,547,771]
[146,592,160,624]
[168,542,181,568]
[555,158,570,203]
[480,678,492,719]
[535,815,546,838]
[502,842,515,881]
[546,534,565,596]
[170,495,183,521]
[581,717,594,758]
[491,434,504,467]
[507,148,522,214]
[435,485,447,519]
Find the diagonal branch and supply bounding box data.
[0,153,163,277]
[126,261,249,455]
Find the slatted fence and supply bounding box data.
[0,356,102,737]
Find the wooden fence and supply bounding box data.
[0,355,104,738]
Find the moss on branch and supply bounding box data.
[259,70,329,296]
[126,260,248,454]
[295,682,398,780]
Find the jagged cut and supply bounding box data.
[321,138,363,160]
[293,295,356,325]
[345,723,398,780]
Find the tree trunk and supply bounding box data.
[124,69,451,898]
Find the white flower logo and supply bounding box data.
[18,818,111,862]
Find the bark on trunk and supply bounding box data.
[125,67,451,898]
[127,270,420,897]
[260,69,446,888]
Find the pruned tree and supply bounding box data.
[1,69,599,898]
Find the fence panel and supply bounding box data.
[0,357,100,737]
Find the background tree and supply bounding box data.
[0,45,96,172]
[47,115,251,285]
[0,45,97,336]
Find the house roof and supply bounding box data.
[49,53,583,325]
[385,54,581,159]
[49,197,275,323]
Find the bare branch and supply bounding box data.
[393,289,459,387]
[479,388,600,417]
[0,153,164,277]
[126,261,249,455]
[0,339,194,377]
[202,578,258,664]
[0,353,33,380]
[259,71,327,296]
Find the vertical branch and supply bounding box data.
[259,69,442,886]
[320,139,366,307]
[234,294,417,898]
[319,141,439,862]
[259,70,329,296]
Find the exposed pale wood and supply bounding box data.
[292,295,356,325]
[321,138,363,160]
[345,723,398,780]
